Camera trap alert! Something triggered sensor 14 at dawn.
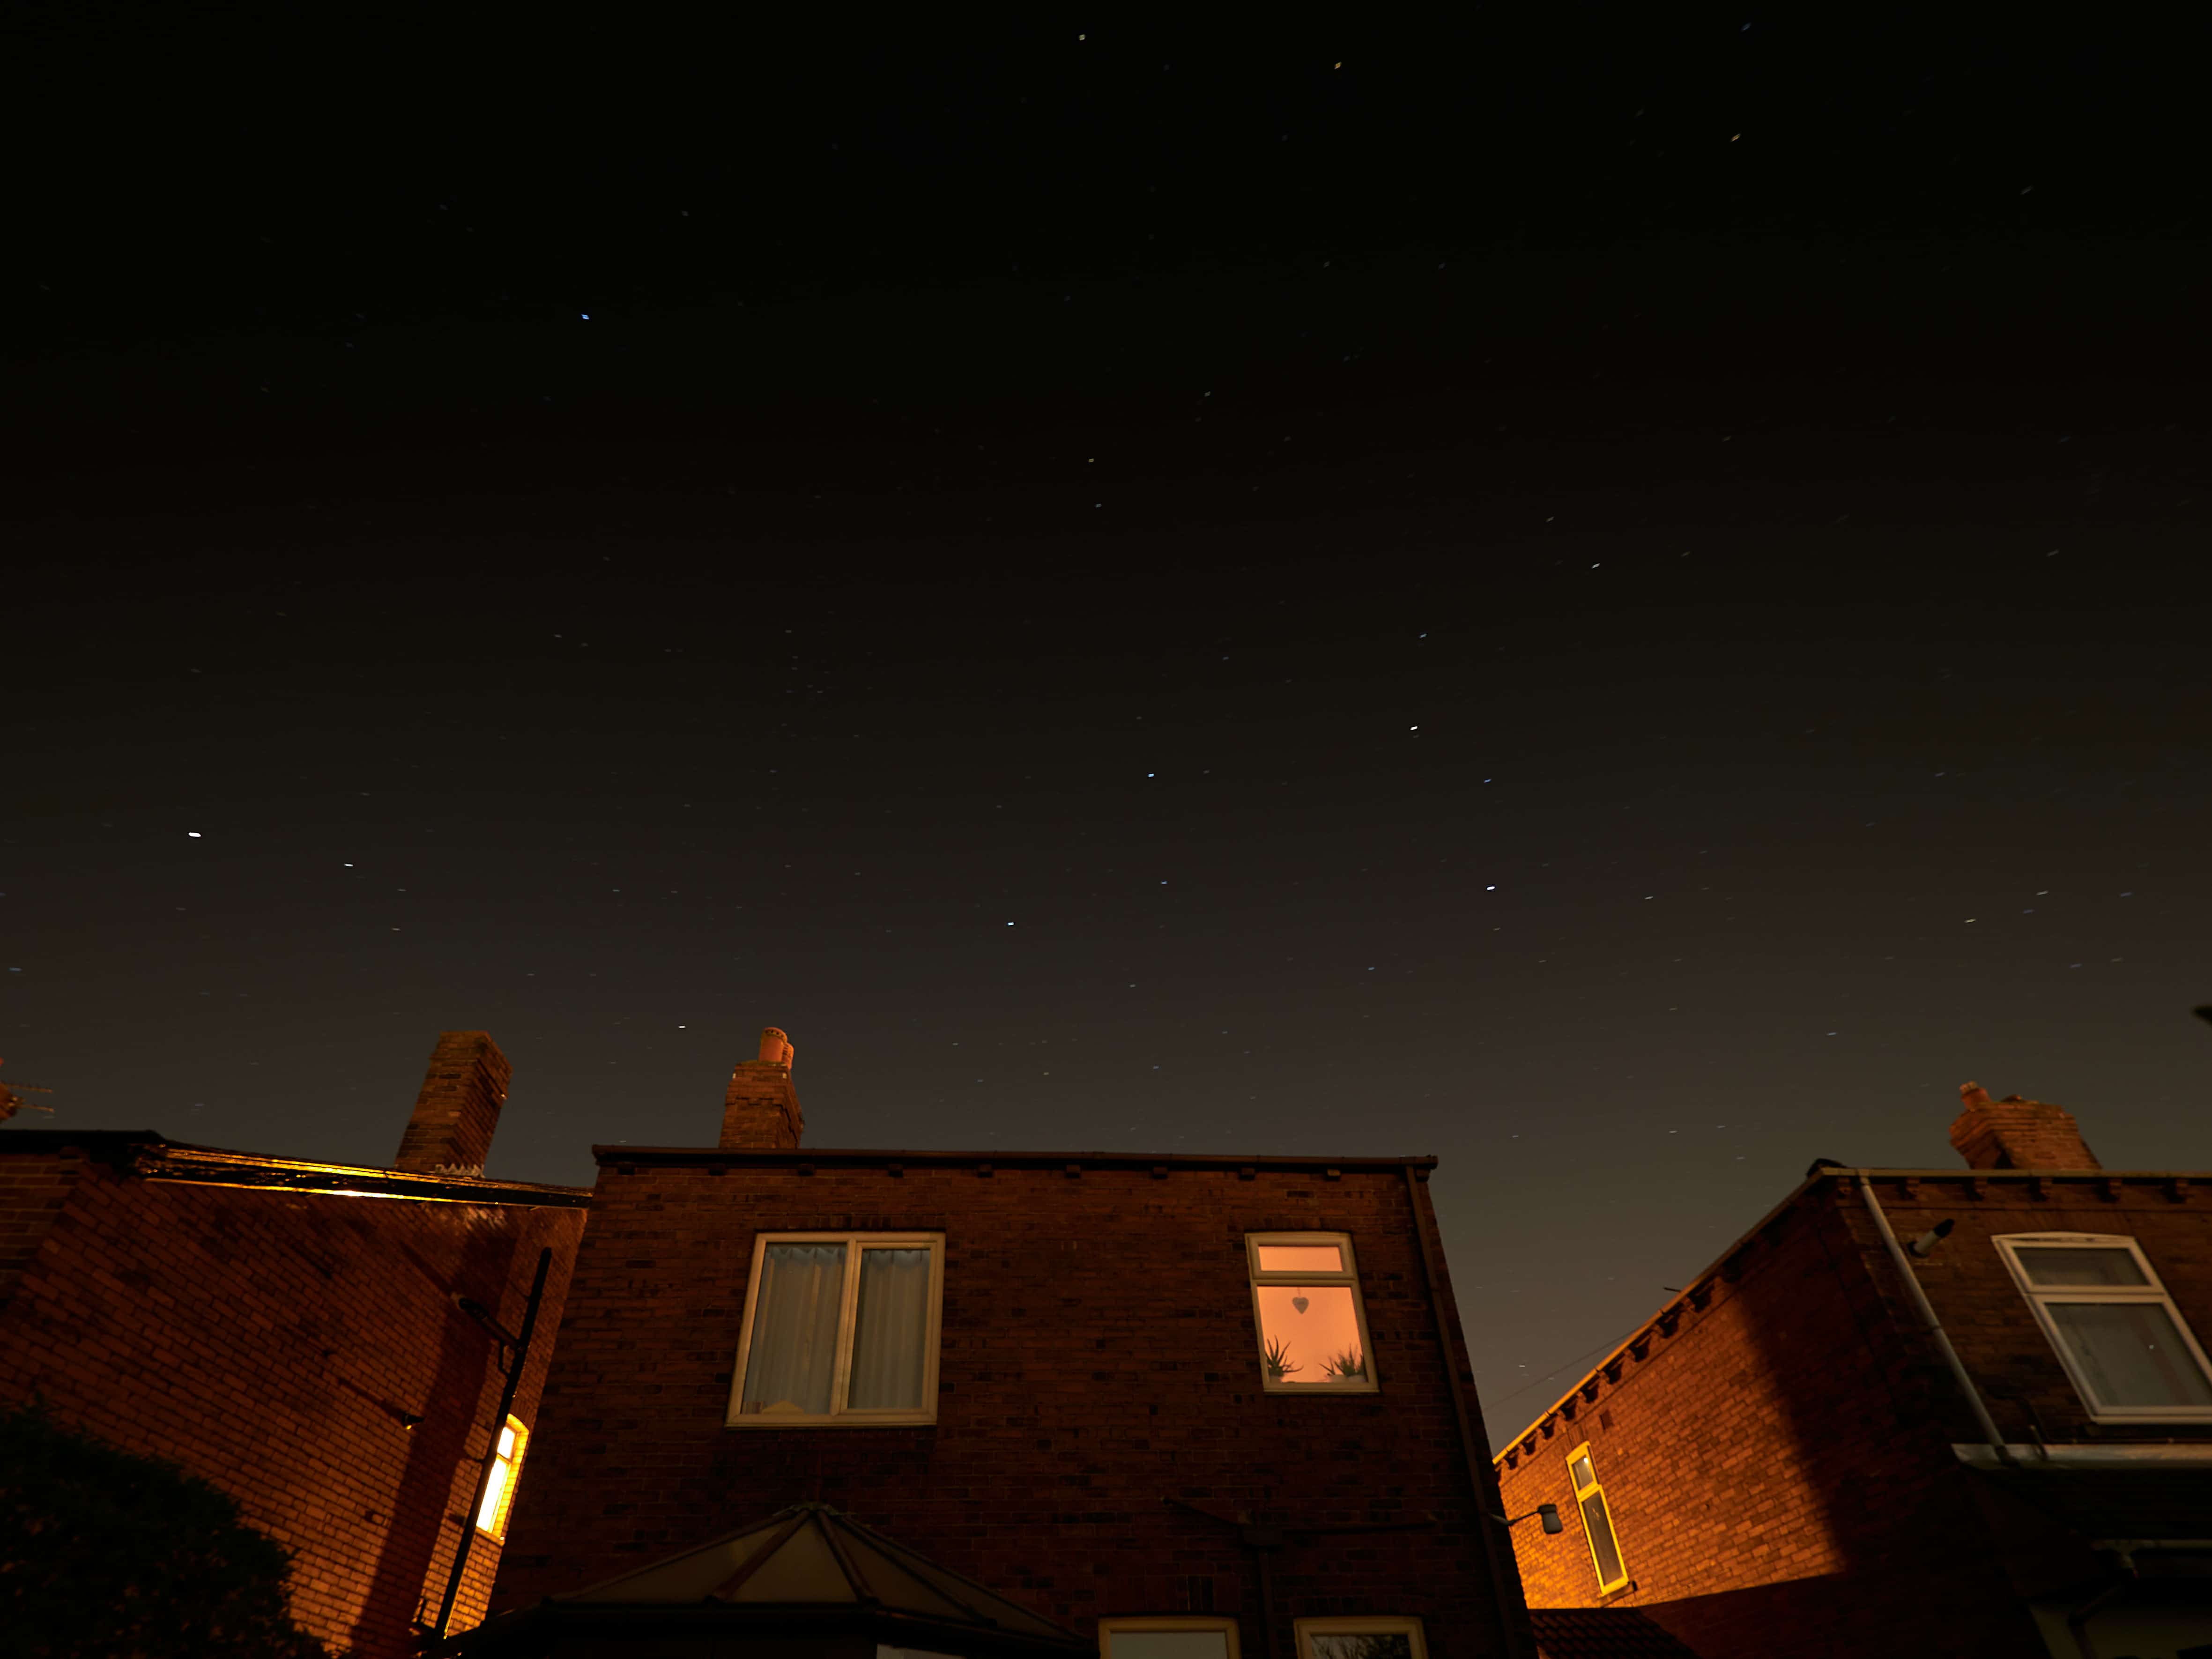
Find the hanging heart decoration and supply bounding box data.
[1292,1296,1309,1314]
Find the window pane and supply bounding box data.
[2048,1302,2212,1407]
[1257,1244,1345,1273]
[848,1247,931,1411]
[1312,1634,1413,1659]
[496,1425,516,1459]
[740,1243,847,1415]
[1108,1633,1232,1659]
[1581,1492,1626,1586]
[2017,1247,2149,1287]
[1569,1456,1596,1492]
[1254,1284,1364,1384]
[476,1460,512,1531]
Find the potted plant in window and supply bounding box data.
[1321,1348,1365,1381]
[1264,1336,1302,1381]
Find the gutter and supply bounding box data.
[1856,1174,2012,1465]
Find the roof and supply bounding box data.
[1493,1161,2212,1460]
[0,1129,591,1207]
[438,1503,1089,1657]
[594,1144,1439,1175]
[1530,1607,1705,1658]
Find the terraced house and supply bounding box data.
[455,1027,1543,1659]
[1492,1084,2212,1659]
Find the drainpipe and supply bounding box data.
[1854,1175,2012,1465]
[433,1246,555,1639]
[1405,1166,1539,1659]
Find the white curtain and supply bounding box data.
[741,1244,847,1415]
[846,1247,930,1410]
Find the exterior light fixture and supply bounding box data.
[1909,1219,1956,1258]
[1492,1504,1563,1534]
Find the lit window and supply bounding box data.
[1294,1617,1427,1659]
[1996,1234,2212,1422]
[1246,1233,1378,1392]
[474,1415,528,1538]
[727,1233,945,1427]
[1567,1442,1628,1595]
[1100,1617,1241,1659]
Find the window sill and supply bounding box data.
[725,1413,939,1429]
[1259,1379,1379,1396]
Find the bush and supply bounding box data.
[0,1405,333,1659]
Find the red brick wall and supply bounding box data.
[0,1146,81,1310]
[0,1141,584,1659]
[1491,1172,2212,1659]
[1490,1183,2041,1659]
[495,1155,1529,1659]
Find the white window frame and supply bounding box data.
[724,1231,945,1429]
[1099,1616,1242,1659]
[1994,1232,2212,1424]
[1568,1440,1630,1596]
[1245,1231,1380,1395]
[1294,1616,1429,1659]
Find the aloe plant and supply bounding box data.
[1263,1335,1302,1376]
[1321,1348,1366,1380]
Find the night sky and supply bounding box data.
[7,14,2211,1448]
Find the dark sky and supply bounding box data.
[7,12,2211,1448]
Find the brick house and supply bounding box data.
[0,1031,589,1658]
[1491,1084,2212,1659]
[462,1027,1541,1659]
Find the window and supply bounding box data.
[1567,1442,1628,1595]
[727,1232,944,1426]
[1996,1234,2212,1422]
[1294,1618,1427,1659]
[1246,1233,1378,1393]
[474,1415,528,1539]
[1099,1618,1241,1659]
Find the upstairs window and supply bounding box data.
[1294,1618,1428,1659]
[1567,1443,1629,1595]
[727,1233,944,1427]
[1996,1234,2212,1422]
[474,1415,528,1539]
[1246,1232,1378,1393]
[1100,1617,1241,1659]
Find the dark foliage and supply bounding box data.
[0,1405,332,1659]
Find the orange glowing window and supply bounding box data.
[474,1415,528,1539]
[1246,1232,1377,1393]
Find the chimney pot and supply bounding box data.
[1949,1082,2099,1171]
[394,1032,510,1174]
[722,1024,802,1149]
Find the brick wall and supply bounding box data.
[1491,1170,2212,1659]
[0,1139,585,1659]
[1857,1171,2212,1446]
[0,1145,83,1311]
[494,1153,1531,1659]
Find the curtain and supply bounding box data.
[847,1248,931,1411]
[740,1244,847,1415]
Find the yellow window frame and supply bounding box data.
[1566,1440,1629,1595]
[474,1414,529,1539]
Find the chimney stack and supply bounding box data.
[394,1031,511,1175]
[721,1026,802,1149]
[1949,1081,2100,1171]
